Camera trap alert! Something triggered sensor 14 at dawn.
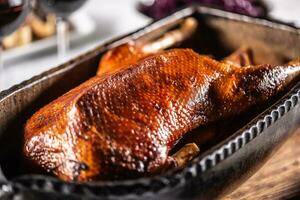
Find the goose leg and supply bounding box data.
[223,47,254,67]
[98,17,198,75]
[161,143,200,173]
[171,143,200,170]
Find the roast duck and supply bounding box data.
[24,18,300,182]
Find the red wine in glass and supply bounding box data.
[0,0,30,90]
[38,0,87,18]
[37,0,87,59]
[0,0,30,38]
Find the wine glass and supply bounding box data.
[0,0,31,90]
[37,0,87,60]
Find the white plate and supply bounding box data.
[3,11,96,61]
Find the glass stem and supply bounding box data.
[0,42,4,91]
[56,17,69,61]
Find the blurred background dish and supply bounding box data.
[3,11,95,61]
[1,0,150,91]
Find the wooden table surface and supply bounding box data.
[222,128,300,200]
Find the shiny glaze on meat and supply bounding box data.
[98,42,152,75]
[24,48,300,182]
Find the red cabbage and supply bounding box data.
[138,0,267,20]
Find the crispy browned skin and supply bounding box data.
[98,43,252,76]
[98,42,152,75]
[24,49,300,182]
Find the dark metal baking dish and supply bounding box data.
[0,6,300,200]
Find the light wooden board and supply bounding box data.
[222,128,300,200]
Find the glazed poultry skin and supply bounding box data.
[24,48,300,182]
[98,42,150,75]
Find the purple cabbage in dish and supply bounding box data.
[138,0,267,19]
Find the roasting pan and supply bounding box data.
[0,6,300,200]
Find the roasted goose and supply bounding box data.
[24,45,300,181]
[23,18,300,182]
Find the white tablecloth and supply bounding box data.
[1,0,299,91]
